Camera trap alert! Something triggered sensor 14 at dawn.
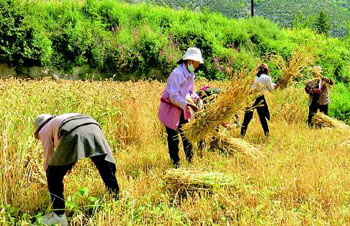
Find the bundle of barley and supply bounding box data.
[183,69,259,142]
[273,47,314,89]
[209,133,265,159]
[165,169,235,191]
[312,112,350,129]
[341,140,350,148]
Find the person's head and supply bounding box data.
[257,63,269,77]
[179,47,204,73]
[34,114,54,139]
[312,66,323,78]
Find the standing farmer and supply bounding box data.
[305,66,333,126]
[241,63,274,137]
[34,113,119,225]
[158,47,203,167]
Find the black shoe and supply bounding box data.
[172,162,180,168]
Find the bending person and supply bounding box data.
[34,113,119,226]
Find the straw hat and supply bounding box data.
[34,114,54,139]
[312,66,323,75]
[181,47,204,64]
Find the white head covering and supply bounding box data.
[181,47,204,64]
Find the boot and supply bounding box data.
[41,212,68,226]
[264,131,269,137]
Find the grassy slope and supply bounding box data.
[1,79,350,224]
[125,0,350,36]
[257,0,350,36]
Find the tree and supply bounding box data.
[314,11,332,35]
[294,12,316,29]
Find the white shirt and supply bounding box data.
[252,74,275,92]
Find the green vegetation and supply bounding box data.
[0,0,349,121]
[127,0,350,36]
[0,0,349,79]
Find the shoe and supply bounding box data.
[41,212,68,226]
[172,162,180,169]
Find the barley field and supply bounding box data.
[1,78,350,225]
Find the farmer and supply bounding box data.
[34,113,119,226]
[241,63,274,137]
[305,66,333,126]
[158,47,203,167]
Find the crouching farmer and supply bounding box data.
[34,113,120,225]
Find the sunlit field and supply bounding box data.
[1,78,350,225]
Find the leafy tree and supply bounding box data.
[314,11,332,35]
[294,12,315,29]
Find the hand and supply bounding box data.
[312,89,322,94]
[187,103,198,112]
[221,123,233,130]
[322,77,332,84]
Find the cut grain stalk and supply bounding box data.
[312,112,349,129]
[273,46,314,89]
[183,69,261,142]
[209,132,266,159]
[165,169,236,191]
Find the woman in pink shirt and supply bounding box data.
[158,47,204,167]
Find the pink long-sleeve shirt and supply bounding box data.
[38,113,79,170]
[158,64,198,130]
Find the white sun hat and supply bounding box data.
[181,47,204,64]
[34,114,54,139]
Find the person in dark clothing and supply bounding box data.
[241,63,275,137]
[34,113,120,226]
[305,66,333,126]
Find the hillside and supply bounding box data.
[124,0,350,36]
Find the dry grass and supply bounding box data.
[208,132,265,159]
[1,78,350,225]
[164,169,236,191]
[183,69,260,142]
[312,112,350,129]
[273,47,314,89]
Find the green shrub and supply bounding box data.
[0,0,349,82]
[329,83,350,123]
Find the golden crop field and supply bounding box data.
[1,78,350,225]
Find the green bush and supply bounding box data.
[0,0,349,82]
[329,83,350,123]
[0,0,52,69]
